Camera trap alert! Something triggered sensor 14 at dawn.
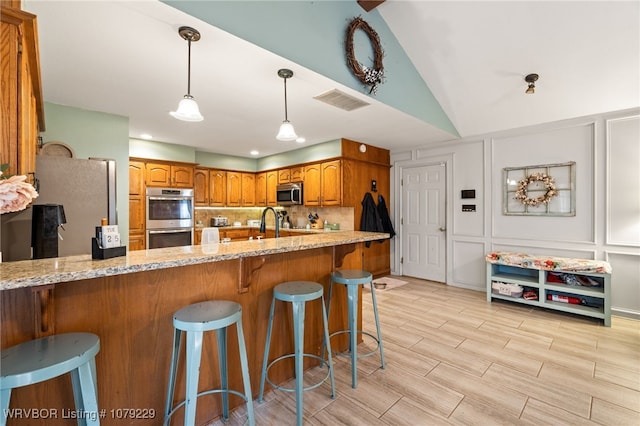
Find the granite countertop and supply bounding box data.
[0,231,388,290]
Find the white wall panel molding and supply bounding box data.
[451,240,487,291]
[605,114,640,247]
[605,250,640,319]
[490,122,596,243]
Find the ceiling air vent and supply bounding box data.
[313,89,370,112]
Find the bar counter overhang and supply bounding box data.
[0,231,388,425]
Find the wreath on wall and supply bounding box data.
[514,173,558,206]
[345,16,384,94]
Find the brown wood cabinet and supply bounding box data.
[340,139,391,277]
[278,166,303,184]
[209,169,227,206]
[145,162,194,188]
[257,170,278,206]
[194,168,209,206]
[266,170,278,206]
[255,172,267,206]
[1,7,45,185]
[304,160,341,206]
[227,172,255,206]
[128,161,146,250]
[278,168,291,184]
[290,166,304,182]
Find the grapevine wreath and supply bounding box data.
[514,173,558,207]
[345,17,384,94]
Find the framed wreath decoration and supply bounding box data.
[503,161,575,216]
[345,17,384,94]
[513,173,558,206]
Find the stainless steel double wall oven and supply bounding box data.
[145,187,194,249]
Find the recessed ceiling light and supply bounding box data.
[250,150,259,156]
[296,137,306,143]
[140,133,153,140]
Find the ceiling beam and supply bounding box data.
[357,1,385,12]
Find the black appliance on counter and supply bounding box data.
[31,204,66,259]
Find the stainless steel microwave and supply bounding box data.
[276,183,303,205]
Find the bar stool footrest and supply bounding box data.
[264,354,332,394]
[329,330,383,361]
[166,388,251,421]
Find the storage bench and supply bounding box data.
[486,252,612,326]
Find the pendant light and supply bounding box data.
[276,69,298,141]
[170,26,203,122]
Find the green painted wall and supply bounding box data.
[40,102,130,243]
[130,139,196,163]
[257,140,342,170]
[163,0,459,137]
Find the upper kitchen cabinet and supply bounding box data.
[290,167,304,182]
[194,167,209,206]
[277,168,290,184]
[1,6,45,184]
[278,166,303,184]
[227,172,255,206]
[255,172,266,206]
[257,171,278,206]
[129,161,145,196]
[304,160,341,207]
[145,161,194,188]
[209,169,226,206]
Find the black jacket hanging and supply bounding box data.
[360,192,383,247]
[377,195,395,238]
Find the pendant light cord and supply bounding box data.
[283,77,288,121]
[186,38,192,96]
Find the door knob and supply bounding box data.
[439,227,446,232]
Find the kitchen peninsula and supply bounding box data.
[1,230,388,425]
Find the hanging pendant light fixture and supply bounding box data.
[276,69,298,141]
[170,26,203,122]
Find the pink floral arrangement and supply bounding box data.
[0,165,39,214]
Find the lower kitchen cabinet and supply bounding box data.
[129,232,145,251]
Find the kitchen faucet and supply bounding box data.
[259,207,280,238]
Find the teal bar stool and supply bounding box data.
[326,270,386,388]
[164,301,254,426]
[258,281,335,426]
[0,332,101,426]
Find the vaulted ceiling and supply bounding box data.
[24,0,639,158]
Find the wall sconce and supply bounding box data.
[525,73,539,94]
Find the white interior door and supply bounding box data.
[401,164,446,282]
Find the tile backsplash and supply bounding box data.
[195,206,354,230]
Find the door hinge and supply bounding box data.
[400,257,403,264]
[17,39,23,55]
[401,178,403,186]
[401,217,403,225]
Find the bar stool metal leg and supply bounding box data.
[258,296,277,403]
[164,328,181,426]
[369,281,386,369]
[215,327,229,421]
[184,331,204,425]
[346,283,359,388]
[292,299,305,426]
[235,316,255,426]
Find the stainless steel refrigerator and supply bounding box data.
[0,156,117,260]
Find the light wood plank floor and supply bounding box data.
[211,276,640,425]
